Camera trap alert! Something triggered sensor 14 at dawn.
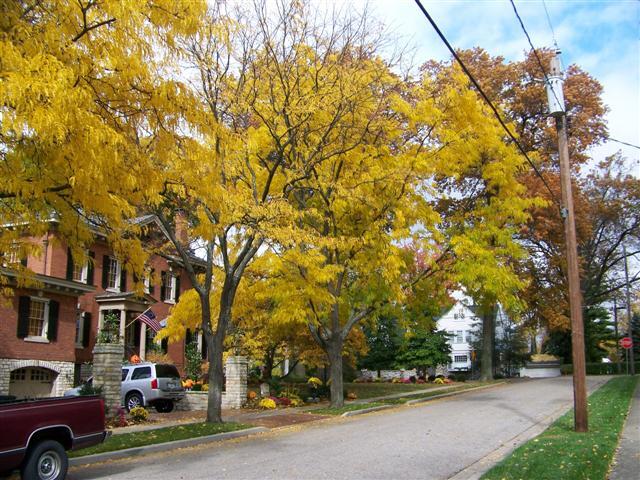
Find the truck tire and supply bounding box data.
[125,392,143,411]
[154,400,174,413]
[21,440,68,480]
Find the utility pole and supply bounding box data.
[547,51,588,432]
[623,244,635,375]
[613,299,622,374]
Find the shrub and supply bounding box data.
[259,398,276,409]
[416,379,426,384]
[202,384,209,392]
[79,382,103,397]
[434,378,445,385]
[307,377,322,387]
[346,392,357,400]
[428,375,436,382]
[129,406,149,423]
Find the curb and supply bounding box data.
[69,426,269,467]
[341,404,395,417]
[405,382,506,405]
[338,382,507,418]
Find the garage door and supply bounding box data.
[9,367,56,399]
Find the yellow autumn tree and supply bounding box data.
[0,0,204,287]
[148,1,397,421]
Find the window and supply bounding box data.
[455,330,464,343]
[107,257,121,290]
[161,271,179,303]
[73,261,88,283]
[454,355,468,363]
[122,368,130,381]
[30,368,51,381]
[131,366,151,380]
[10,369,26,381]
[28,298,49,338]
[17,296,58,341]
[75,312,92,348]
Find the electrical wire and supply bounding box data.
[412,0,562,208]
[510,1,640,154]
[541,0,559,50]
[604,137,640,151]
[510,0,564,114]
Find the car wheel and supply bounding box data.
[155,400,174,413]
[125,392,143,411]
[21,440,68,480]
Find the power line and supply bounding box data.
[412,0,562,209]
[605,137,640,151]
[509,1,640,154]
[509,0,564,115]
[541,0,559,50]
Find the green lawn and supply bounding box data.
[482,376,639,480]
[70,422,253,457]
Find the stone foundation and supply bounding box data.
[0,358,74,397]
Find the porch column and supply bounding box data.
[119,309,126,344]
[98,308,105,331]
[139,322,147,360]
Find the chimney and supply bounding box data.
[175,210,189,247]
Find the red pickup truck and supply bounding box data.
[0,395,110,480]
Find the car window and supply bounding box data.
[121,368,129,381]
[155,364,180,379]
[131,366,151,380]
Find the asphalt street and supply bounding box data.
[69,376,610,480]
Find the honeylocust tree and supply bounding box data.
[0,0,204,288]
[151,1,405,420]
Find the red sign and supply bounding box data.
[619,337,633,349]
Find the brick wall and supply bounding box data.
[0,290,78,363]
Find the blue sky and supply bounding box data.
[361,0,639,172]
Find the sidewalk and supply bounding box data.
[608,378,640,479]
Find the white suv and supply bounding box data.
[65,363,185,413]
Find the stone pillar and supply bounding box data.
[139,322,147,360]
[224,356,247,409]
[119,309,126,344]
[93,343,124,417]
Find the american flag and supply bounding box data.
[137,309,161,333]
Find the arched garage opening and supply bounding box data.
[9,367,57,399]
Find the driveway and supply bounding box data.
[69,376,610,480]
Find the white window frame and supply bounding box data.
[454,355,468,363]
[106,256,121,292]
[164,272,177,304]
[75,311,88,348]
[143,274,151,294]
[73,256,89,283]
[455,330,464,344]
[25,297,50,343]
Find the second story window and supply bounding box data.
[102,255,126,292]
[161,271,180,303]
[455,330,464,343]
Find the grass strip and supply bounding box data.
[314,381,499,414]
[70,422,253,457]
[481,376,639,480]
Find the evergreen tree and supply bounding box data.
[358,316,403,376]
[395,329,452,377]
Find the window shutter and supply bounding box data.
[149,268,155,296]
[201,334,208,360]
[185,328,192,344]
[160,271,166,301]
[66,248,74,280]
[47,300,59,341]
[82,312,92,347]
[87,251,95,285]
[20,257,27,267]
[175,276,181,302]
[17,296,30,338]
[102,255,110,289]
[120,267,127,292]
[161,337,168,354]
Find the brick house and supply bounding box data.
[0,215,201,399]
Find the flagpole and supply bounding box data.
[125,307,152,329]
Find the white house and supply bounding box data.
[436,293,479,373]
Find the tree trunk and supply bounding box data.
[326,338,344,408]
[480,305,496,381]
[206,331,224,423]
[262,346,276,380]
